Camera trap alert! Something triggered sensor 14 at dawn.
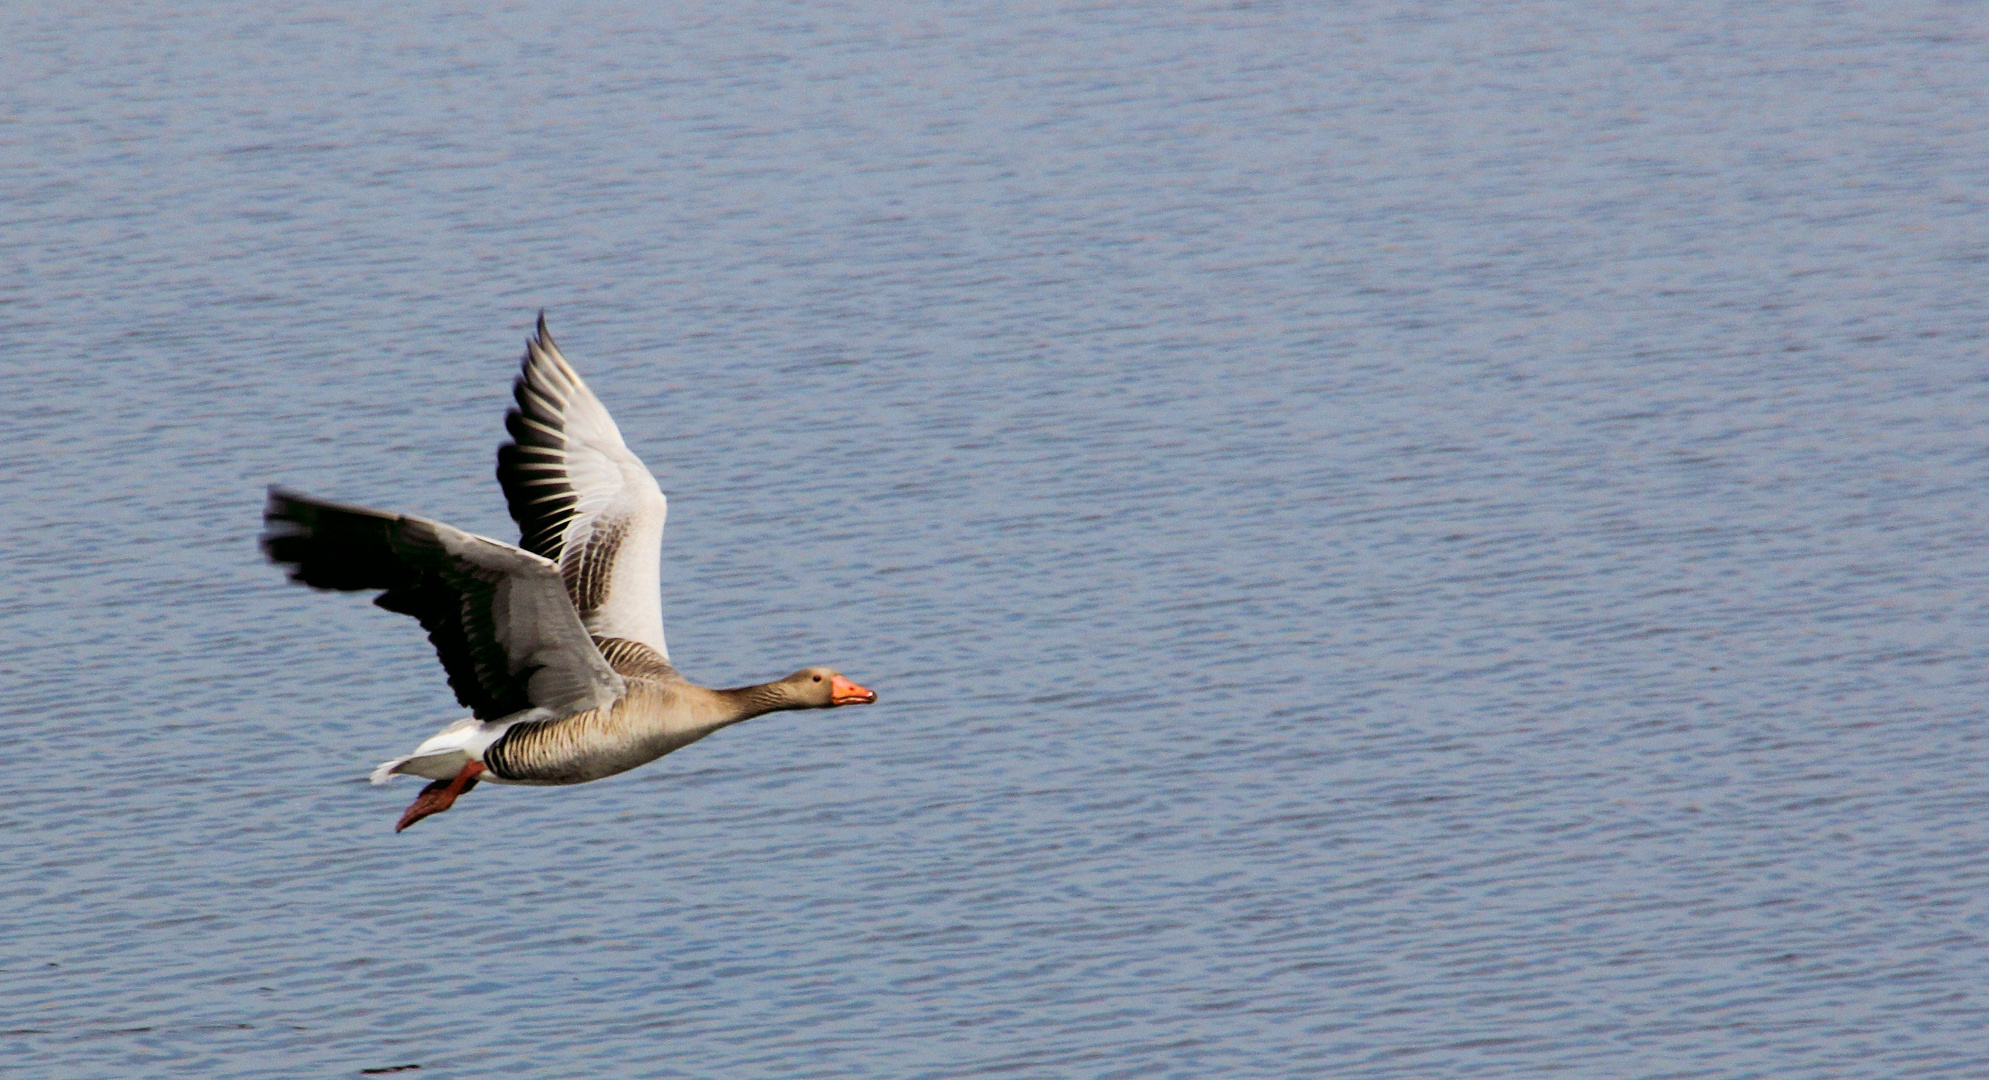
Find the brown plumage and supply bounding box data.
[484,639,864,786]
[262,315,875,831]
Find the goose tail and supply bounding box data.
[369,755,413,785]
[370,716,484,784]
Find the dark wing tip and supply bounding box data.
[264,484,304,519]
[257,490,429,593]
[260,487,313,562]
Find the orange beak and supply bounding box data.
[829,674,877,706]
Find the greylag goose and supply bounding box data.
[262,316,876,831]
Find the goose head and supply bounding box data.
[784,667,878,708]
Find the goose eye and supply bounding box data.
[812,675,822,682]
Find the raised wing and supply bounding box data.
[262,488,627,721]
[495,316,670,659]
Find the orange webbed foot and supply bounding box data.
[395,760,486,832]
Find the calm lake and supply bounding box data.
[5,3,1988,1077]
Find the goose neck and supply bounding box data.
[715,681,800,724]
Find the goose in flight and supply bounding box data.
[262,316,876,831]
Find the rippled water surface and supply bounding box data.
[6,3,1989,1077]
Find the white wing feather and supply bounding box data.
[497,318,671,659]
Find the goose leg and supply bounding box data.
[395,760,486,832]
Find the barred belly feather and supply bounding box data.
[485,639,712,785]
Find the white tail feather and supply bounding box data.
[370,716,482,784]
[369,755,415,785]
[368,712,539,784]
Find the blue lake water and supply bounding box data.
[5,3,1989,1077]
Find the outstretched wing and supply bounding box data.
[262,488,627,721]
[495,315,670,658]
